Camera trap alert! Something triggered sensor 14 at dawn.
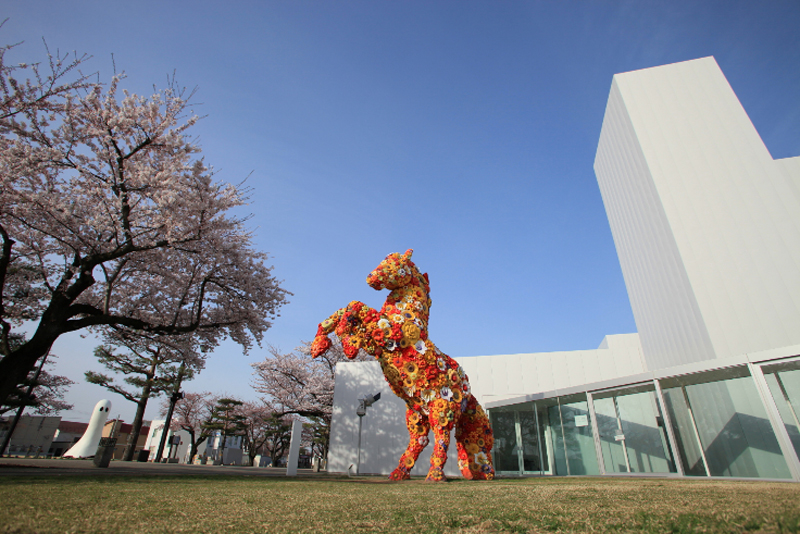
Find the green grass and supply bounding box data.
[1,475,799,533]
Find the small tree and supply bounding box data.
[203,398,245,464]
[85,331,200,461]
[163,391,216,463]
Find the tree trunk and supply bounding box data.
[0,277,95,408]
[219,434,227,464]
[0,333,55,410]
[186,430,197,463]
[122,384,151,461]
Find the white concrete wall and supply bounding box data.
[327,334,645,476]
[595,57,800,370]
[776,156,800,202]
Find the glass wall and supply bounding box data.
[660,366,791,479]
[488,358,799,481]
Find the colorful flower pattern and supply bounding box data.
[311,249,495,481]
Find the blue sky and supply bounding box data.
[4,1,799,423]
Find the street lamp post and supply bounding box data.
[355,392,381,475]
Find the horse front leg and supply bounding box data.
[389,407,431,480]
[311,301,376,358]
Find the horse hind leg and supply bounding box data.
[455,394,495,480]
[389,408,431,481]
[425,410,457,482]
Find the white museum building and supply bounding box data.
[326,57,800,481]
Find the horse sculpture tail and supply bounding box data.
[454,393,496,480]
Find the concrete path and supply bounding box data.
[0,457,327,477]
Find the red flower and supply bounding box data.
[425,366,439,381]
[390,325,403,340]
[372,329,385,344]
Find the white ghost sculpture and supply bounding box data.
[64,399,112,458]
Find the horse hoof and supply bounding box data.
[389,469,411,481]
[425,469,447,482]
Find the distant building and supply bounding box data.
[143,420,207,463]
[101,419,150,460]
[0,416,61,457]
[50,421,88,457]
[327,57,800,482]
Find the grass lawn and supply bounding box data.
[1,475,799,533]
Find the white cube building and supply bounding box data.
[327,57,800,481]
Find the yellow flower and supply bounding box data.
[384,366,401,385]
[402,323,421,344]
[447,369,459,384]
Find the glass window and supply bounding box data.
[593,384,675,474]
[762,359,800,461]
[661,366,791,479]
[519,406,549,474]
[489,410,520,473]
[593,396,629,473]
[549,394,599,476]
[661,385,708,476]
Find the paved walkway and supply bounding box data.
[0,457,327,477]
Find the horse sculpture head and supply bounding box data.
[367,249,416,290]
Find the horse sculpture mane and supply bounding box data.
[311,249,495,481]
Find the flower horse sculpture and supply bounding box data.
[311,249,495,481]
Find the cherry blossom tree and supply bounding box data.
[0,41,289,408]
[237,401,293,466]
[86,330,201,461]
[251,339,369,458]
[162,391,216,462]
